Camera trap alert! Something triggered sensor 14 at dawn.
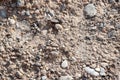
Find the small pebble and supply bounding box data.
[41,30,48,35]
[99,22,105,28]
[95,67,101,72]
[15,71,23,79]
[41,76,47,80]
[61,60,68,68]
[108,0,115,3]
[55,24,63,30]
[34,9,40,14]
[96,35,105,41]
[17,0,25,7]
[50,18,59,23]
[115,23,120,29]
[100,67,106,76]
[51,51,59,56]
[25,10,30,16]
[8,18,16,25]
[0,7,7,18]
[84,4,97,18]
[84,67,99,76]
[59,75,73,80]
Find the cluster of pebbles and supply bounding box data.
[0,0,120,80]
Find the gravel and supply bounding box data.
[0,0,119,80]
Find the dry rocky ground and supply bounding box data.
[0,0,120,80]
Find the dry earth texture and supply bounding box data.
[0,0,120,80]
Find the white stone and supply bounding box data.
[59,75,73,80]
[8,18,16,25]
[84,67,99,76]
[41,76,47,80]
[61,60,68,68]
[95,67,101,72]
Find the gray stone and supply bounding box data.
[61,60,68,68]
[108,0,115,3]
[84,4,97,17]
[0,7,7,18]
[59,76,73,80]
[17,0,25,7]
[84,67,99,76]
[25,10,30,16]
[115,23,120,29]
[100,67,106,76]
